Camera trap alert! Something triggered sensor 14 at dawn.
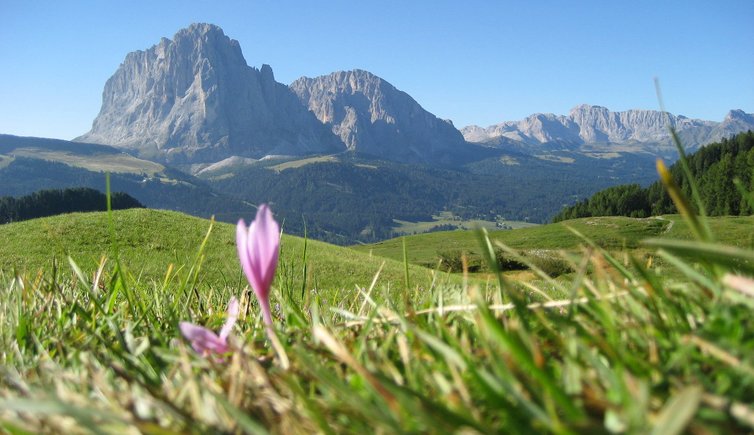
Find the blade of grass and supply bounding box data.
[644,239,754,275]
[654,79,712,241]
[650,385,702,435]
[214,394,270,435]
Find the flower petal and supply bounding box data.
[245,217,265,296]
[723,274,754,297]
[251,204,280,294]
[179,322,228,355]
[237,204,281,326]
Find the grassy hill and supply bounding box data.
[0,133,164,175]
[0,208,449,297]
[354,215,754,268]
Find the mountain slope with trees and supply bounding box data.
[0,187,142,224]
[552,131,754,221]
[205,153,662,244]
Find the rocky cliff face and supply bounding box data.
[77,23,343,163]
[462,104,753,152]
[290,70,468,164]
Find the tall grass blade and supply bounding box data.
[644,238,754,275]
[214,394,270,435]
[654,79,712,241]
[656,160,711,242]
[0,397,124,435]
[650,385,702,435]
[402,237,410,292]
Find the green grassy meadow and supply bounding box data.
[1,195,754,432]
[269,155,340,172]
[9,148,166,175]
[0,208,450,296]
[391,210,538,235]
[356,215,754,267]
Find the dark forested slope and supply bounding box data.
[553,131,754,221]
[0,187,143,224]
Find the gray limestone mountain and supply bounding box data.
[462,104,754,155]
[289,70,469,164]
[76,23,343,163]
[75,22,752,167]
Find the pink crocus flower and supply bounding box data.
[179,297,239,356]
[237,204,280,326]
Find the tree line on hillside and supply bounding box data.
[552,131,754,222]
[0,157,258,223]
[0,187,143,224]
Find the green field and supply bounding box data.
[0,155,11,169]
[391,211,538,235]
[356,215,754,267]
[7,148,165,175]
[0,209,454,297]
[269,155,340,172]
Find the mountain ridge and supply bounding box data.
[462,104,753,155]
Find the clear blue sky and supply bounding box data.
[1,0,752,140]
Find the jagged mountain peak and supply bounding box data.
[137,23,247,72]
[725,109,754,123]
[180,22,225,36]
[76,24,342,163]
[290,69,468,164]
[171,22,245,61]
[569,103,609,114]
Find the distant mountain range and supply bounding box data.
[74,23,474,165]
[76,23,753,166]
[462,105,754,157]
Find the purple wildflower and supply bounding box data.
[179,297,239,357]
[237,204,280,326]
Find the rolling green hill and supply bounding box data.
[0,208,448,296]
[353,215,754,268]
[0,133,164,174]
[0,134,260,223]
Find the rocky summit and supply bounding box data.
[76,23,342,163]
[462,104,754,154]
[290,70,468,164]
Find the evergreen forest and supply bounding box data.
[0,187,143,224]
[552,131,754,221]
